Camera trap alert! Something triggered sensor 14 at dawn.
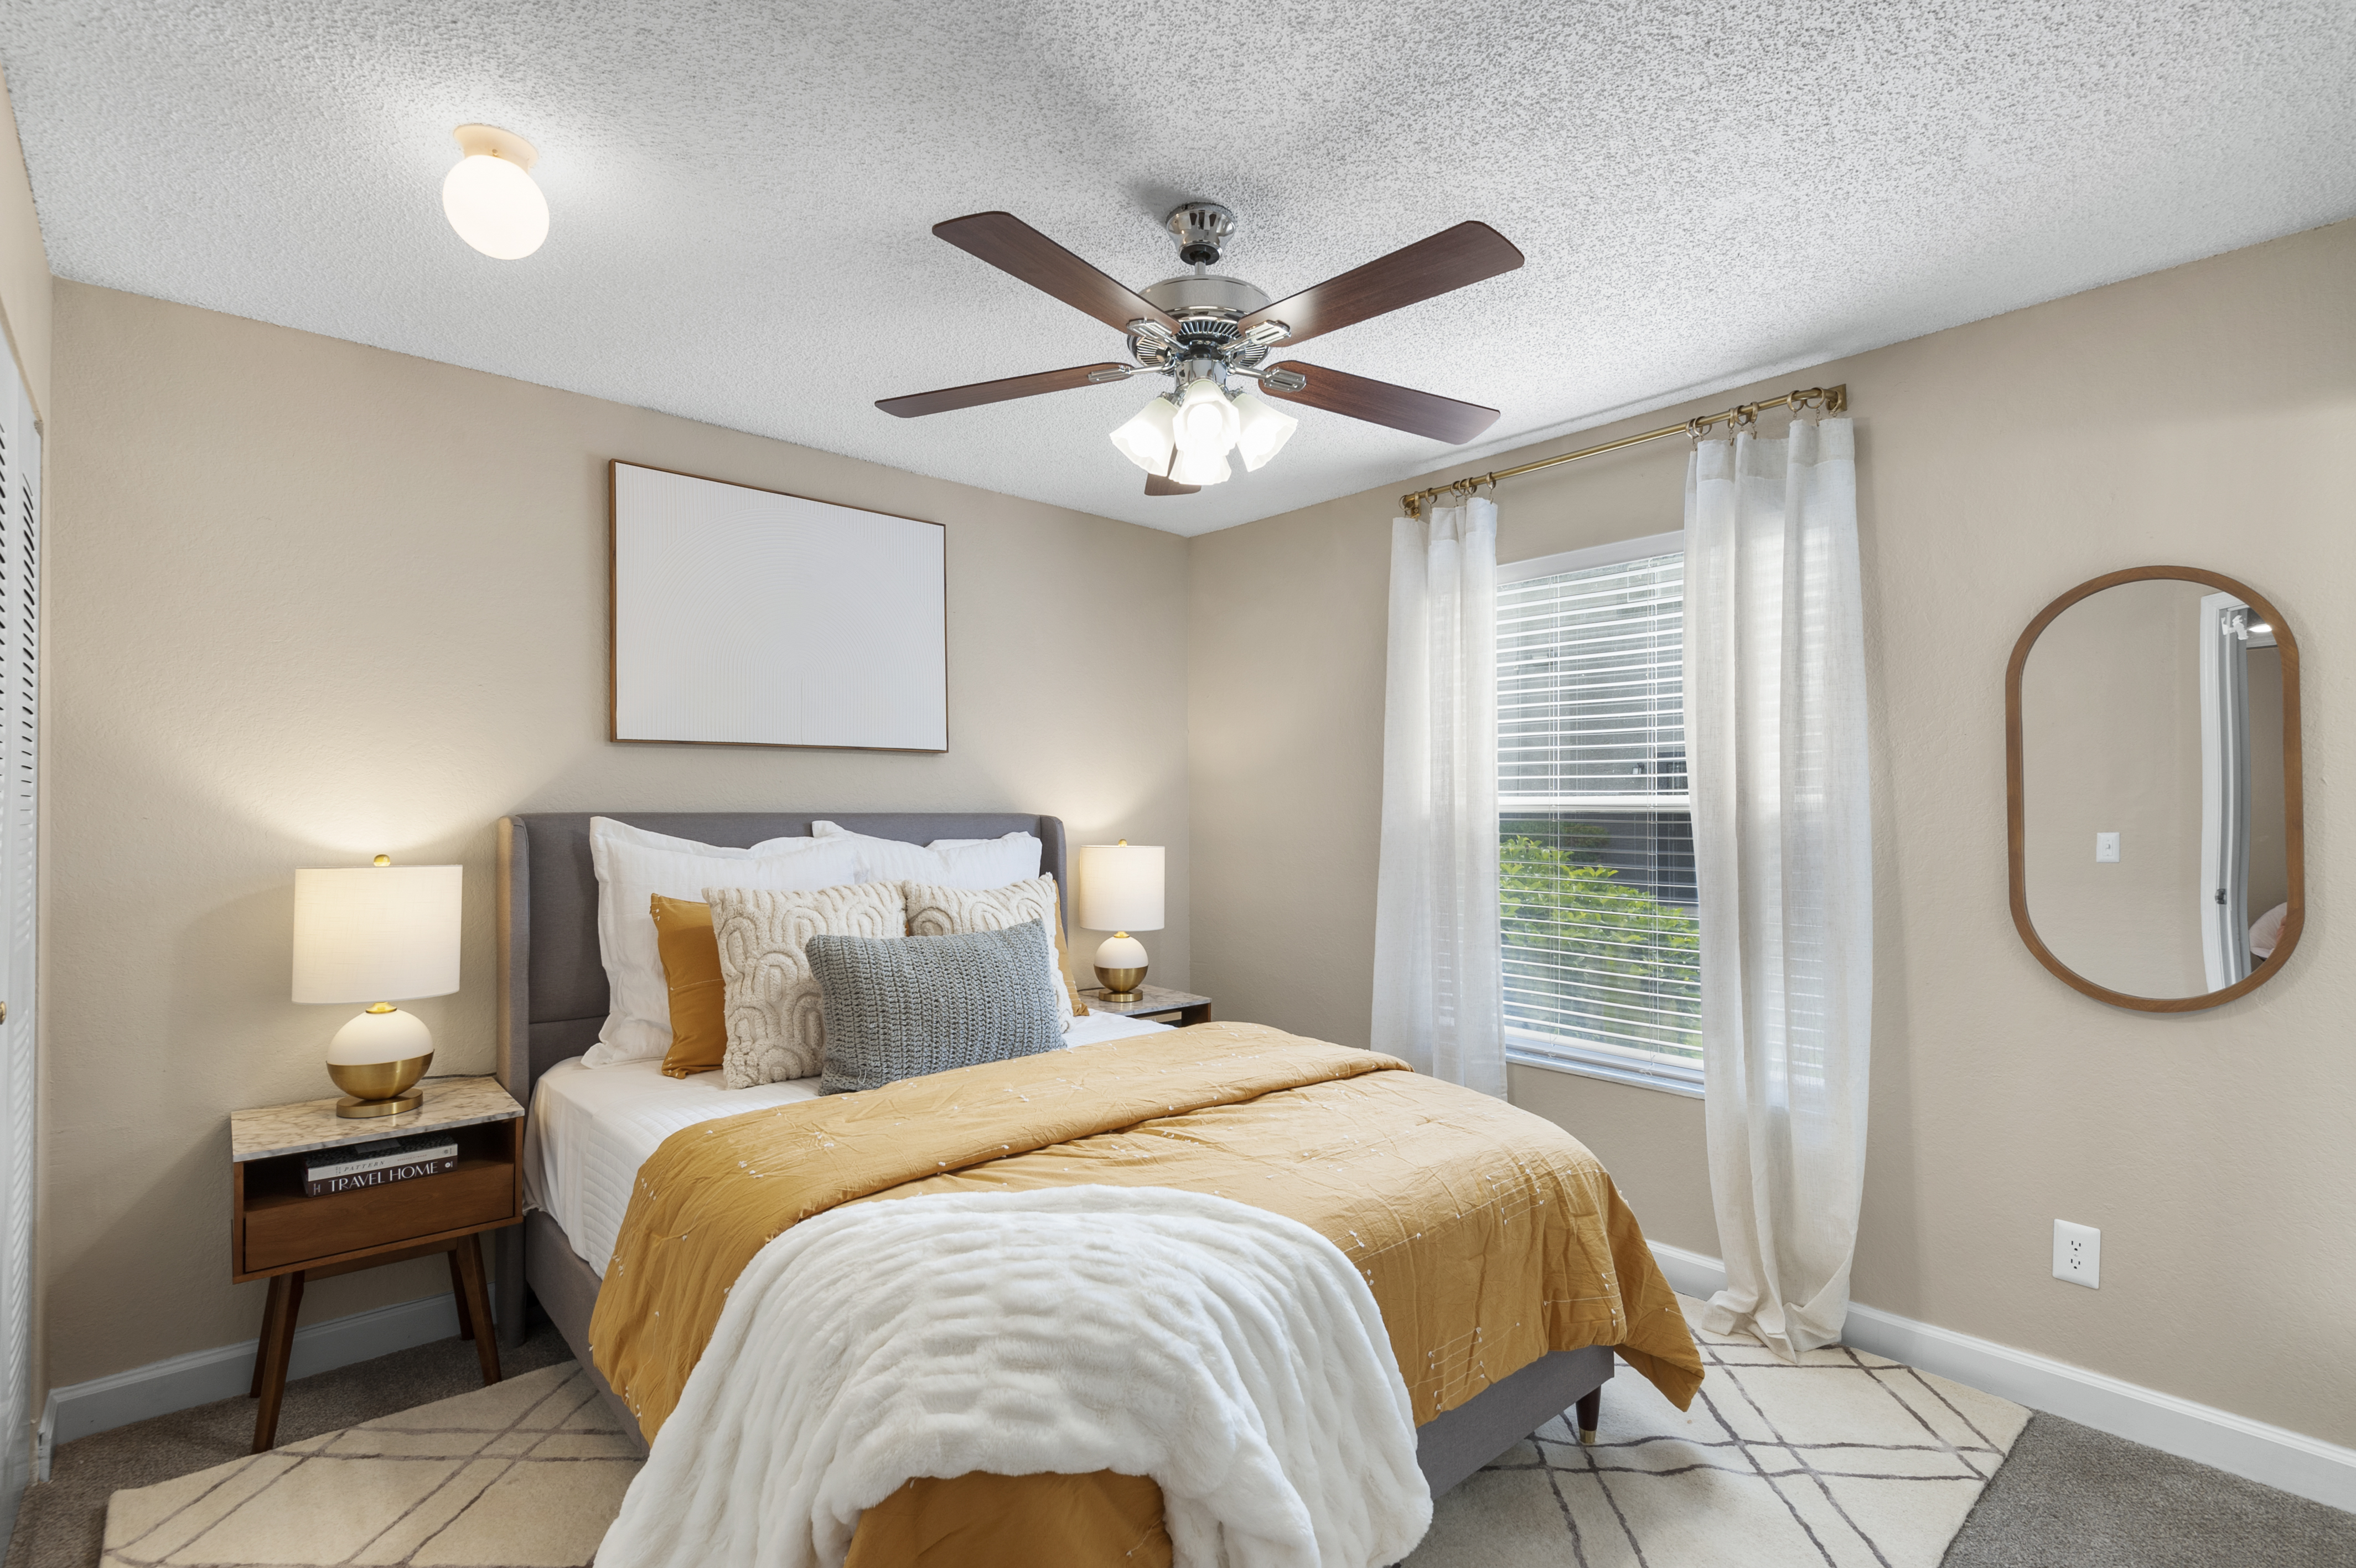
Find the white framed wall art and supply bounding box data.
[609,461,948,751]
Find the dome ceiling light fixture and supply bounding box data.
[877,201,1523,494]
[442,123,548,260]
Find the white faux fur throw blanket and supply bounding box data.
[596,1185,1432,1568]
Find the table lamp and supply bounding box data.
[1078,840,1164,1002]
[292,856,462,1117]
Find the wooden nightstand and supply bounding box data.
[1083,984,1211,1027]
[229,1075,524,1452]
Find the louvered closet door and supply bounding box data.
[0,358,34,1522]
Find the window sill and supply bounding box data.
[1505,1043,1704,1099]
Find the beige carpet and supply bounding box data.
[1406,1296,2032,1566]
[99,1364,638,1568]
[100,1297,2027,1567]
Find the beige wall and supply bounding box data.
[1189,218,2356,1445]
[2020,578,2208,998]
[43,282,1190,1391]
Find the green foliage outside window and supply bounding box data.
[1500,833,1701,1058]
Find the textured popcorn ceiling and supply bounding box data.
[5,2,2354,536]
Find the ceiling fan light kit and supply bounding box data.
[879,201,1523,495]
[1168,446,1233,488]
[1172,375,1241,456]
[1109,395,1178,474]
[1230,391,1298,472]
[442,123,548,260]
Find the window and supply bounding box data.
[1497,531,1701,1095]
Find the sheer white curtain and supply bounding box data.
[1371,498,1506,1096]
[1684,416,1870,1359]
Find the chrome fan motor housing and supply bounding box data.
[1134,274,1273,368]
[1140,272,1270,319]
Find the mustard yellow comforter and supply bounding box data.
[591,1023,1701,1565]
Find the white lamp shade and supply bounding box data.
[1232,391,1299,471]
[1167,446,1232,487]
[1110,396,1178,474]
[293,864,463,1003]
[1172,379,1241,456]
[442,153,549,260]
[1078,843,1164,932]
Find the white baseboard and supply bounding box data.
[38,1287,480,1466]
[1649,1240,2356,1515]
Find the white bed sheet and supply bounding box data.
[525,1008,1175,1274]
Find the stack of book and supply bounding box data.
[303,1132,460,1197]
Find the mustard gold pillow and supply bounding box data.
[651,894,728,1079]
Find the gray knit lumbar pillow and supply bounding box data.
[805,920,1063,1095]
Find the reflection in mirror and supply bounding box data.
[2016,576,2295,1003]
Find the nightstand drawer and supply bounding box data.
[241,1158,516,1273]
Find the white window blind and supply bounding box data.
[1497,535,1700,1094]
[0,359,33,1517]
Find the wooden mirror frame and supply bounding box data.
[2005,565,2304,1012]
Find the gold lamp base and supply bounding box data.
[1094,966,1147,1003]
[328,1053,432,1119]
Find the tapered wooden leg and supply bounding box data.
[250,1275,286,1398]
[448,1248,475,1341]
[251,1271,305,1453]
[1575,1387,1602,1446]
[452,1234,500,1386]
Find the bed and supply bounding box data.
[493,810,1694,1560]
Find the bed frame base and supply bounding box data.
[511,1212,1612,1488]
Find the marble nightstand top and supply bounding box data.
[230,1075,522,1163]
[1081,985,1210,1017]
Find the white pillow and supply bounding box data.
[809,822,1042,889]
[585,818,859,1067]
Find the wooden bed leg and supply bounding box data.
[1575,1387,1602,1446]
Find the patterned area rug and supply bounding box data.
[1406,1296,2032,1566]
[101,1297,2028,1567]
[100,1363,638,1567]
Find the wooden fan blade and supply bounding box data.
[1145,471,1200,496]
[934,212,1182,336]
[1241,222,1523,346]
[1259,362,1501,443]
[876,363,1127,418]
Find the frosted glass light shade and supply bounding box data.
[1110,396,1178,474]
[1167,446,1232,487]
[1232,391,1299,471]
[293,864,463,1003]
[1172,379,1241,456]
[1078,843,1164,932]
[442,153,549,259]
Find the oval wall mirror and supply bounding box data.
[2006,567,2303,1011]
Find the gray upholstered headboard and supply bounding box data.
[494,813,1068,1108]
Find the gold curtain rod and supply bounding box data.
[1400,385,1848,518]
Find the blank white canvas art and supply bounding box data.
[611,463,947,750]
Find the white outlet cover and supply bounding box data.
[2094,832,2121,863]
[2053,1219,2101,1288]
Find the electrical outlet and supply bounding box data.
[2053,1219,2100,1288]
[2094,832,2120,863]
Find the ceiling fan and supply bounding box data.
[877,202,1524,495]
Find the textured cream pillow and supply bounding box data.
[902,875,1076,1032]
[706,882,907,1089]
